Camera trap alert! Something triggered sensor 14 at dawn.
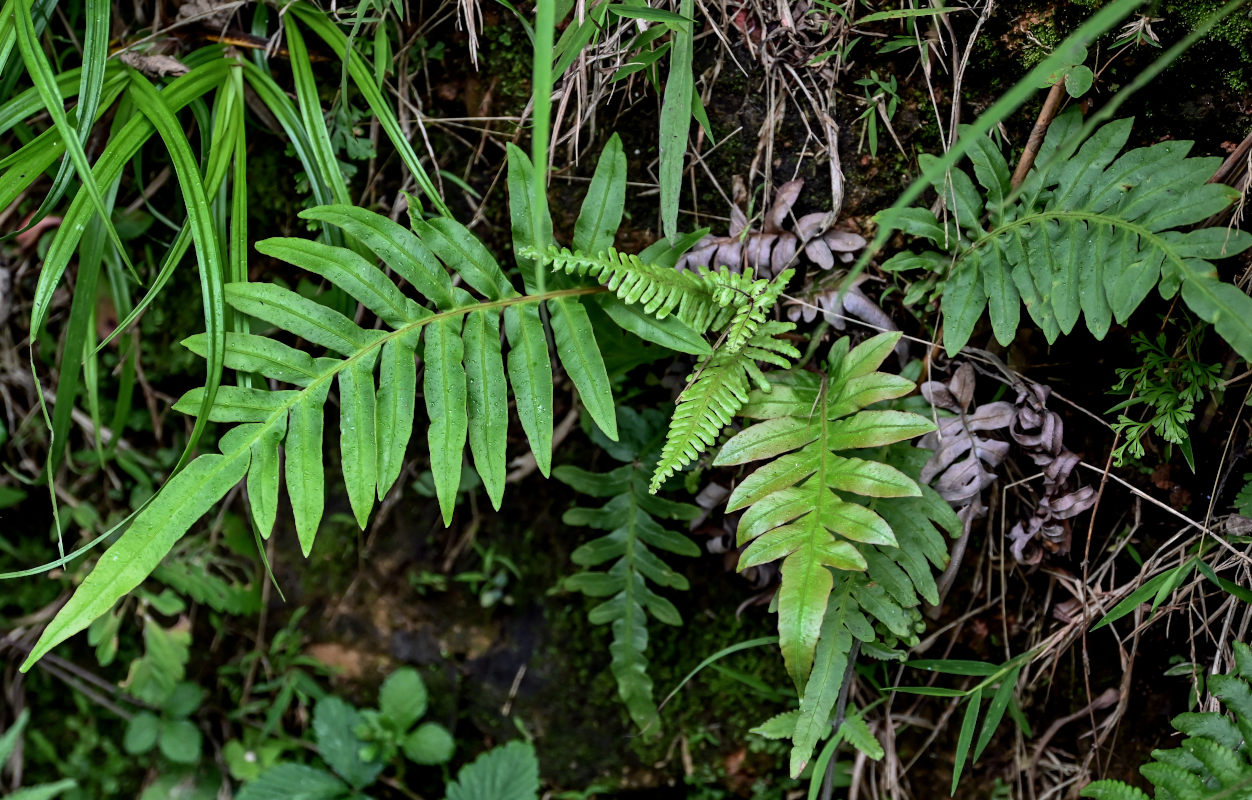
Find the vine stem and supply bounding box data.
[1010,77,1068,189]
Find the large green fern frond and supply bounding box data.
[556,408,700,734]
[879,112,1252,359]
[1082,641,1252,800]
[713,332,959,776]
[21,136,689,670]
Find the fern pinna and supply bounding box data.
[556,408,700,733]
[1082,641,1252,800]
[878,112,1252,359]
[714,333,959,776]
[21,133,802,671]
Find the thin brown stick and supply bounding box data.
[1011,79,1068,189]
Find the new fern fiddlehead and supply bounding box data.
[879,112,1252,359]
[713,332,960,776]
[1082,641,1252,800]
[556,407,700,733]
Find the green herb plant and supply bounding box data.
[1108,325,1223,471]
[238,667,455,798]
[853,70,902,157]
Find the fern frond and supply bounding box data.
[24,140,653,669]
[1081,641,1252,800]
[712,332,956,776]
[880,113,1252,359]
[556,408,700,734]
[650,321,799,492]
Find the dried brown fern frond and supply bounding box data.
[677,178,865,277]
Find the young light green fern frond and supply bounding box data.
[535,244,728,330]
[650,321,800,492]
[556,408,700,734]
[879,112,1252,359]
[536,241,799,492]
[1081,640,1252,800]
[714,332,959,776]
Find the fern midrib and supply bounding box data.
[210,286,604,460]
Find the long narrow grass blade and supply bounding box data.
[530,0,556,277]
[239,60,343,240]
[284,19,351,206]
[29,60,231,339]
[12,0,137,276]
[125,69,229,468]
[0,66,124,137]
[46,189,114,472]
[37,0,110,218]
[658,0,693,242]
[289,4,449,216]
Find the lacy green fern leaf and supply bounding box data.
[1081,641,1252,800]
[556,408,701,733]
[879,112,1252,359]
[535,243,801,491]
[650,321,799,492]
[537,245,728,331]
[715,332,958,776]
